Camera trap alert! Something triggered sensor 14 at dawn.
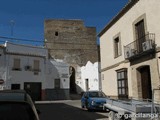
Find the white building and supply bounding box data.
[0,42,70,100]
[45,59,70,100]
[76,61,99,94]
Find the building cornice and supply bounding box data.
[101,47,160,72]
[5,52,47,58]
[98,0,139,37]
[101,60,129,72]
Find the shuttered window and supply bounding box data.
[114,36,121,58]
[33,60,40,71]
[13,58,21,71]
[55,79,60,89]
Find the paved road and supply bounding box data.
[35,100,108,120]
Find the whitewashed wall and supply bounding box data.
[5,56,46,89]
[46,60,69,89]
[0,48,6,90]
[76,61,99,93]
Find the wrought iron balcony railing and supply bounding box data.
[124,33,155,59]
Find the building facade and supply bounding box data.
[80,61,99,92]
[0,42,70,100]
[45,60,70,100]
[99,0,160,102]
[44,19,99,93]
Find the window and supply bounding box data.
[114,36,121,58]
[117,69,128,99]
[55,79,60,89]
[55,31,58,36]
[88,91,106,98]
[11,84,20,90]
[13,58,21,71]
[33,60,40,72]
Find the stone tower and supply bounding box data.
[44,19,98,66]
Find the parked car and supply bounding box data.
[0,90,40,120]
[81,91,107,111]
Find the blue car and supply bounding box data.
[81,91,107,111]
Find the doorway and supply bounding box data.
[138,66,152,99]
[70,66,76,93]
[135,19,146,52]
[85,79,89,91]
[24,82,42,101]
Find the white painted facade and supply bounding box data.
[45,59,69,89]
[76,61,99,93]
[0,42,70,100]
[0,42,48,90]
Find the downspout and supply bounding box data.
[5,49,9,90]
[97,45,102,91]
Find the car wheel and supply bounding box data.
[81,104,85,108]
[86,104,92,111]
[81,102,85,108]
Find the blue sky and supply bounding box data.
[0,0,128,45]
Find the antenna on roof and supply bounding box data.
[10,20,15,37]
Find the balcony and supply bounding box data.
[124,33,155,60]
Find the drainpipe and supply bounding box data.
[97,45,102,91]
[5,52,9,90]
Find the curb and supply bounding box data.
[35,100,72,104]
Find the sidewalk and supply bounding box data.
[35,100,72,104]
[70,93,81,100]
[35,94,81,104]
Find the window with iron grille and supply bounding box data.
[117,69,128,99]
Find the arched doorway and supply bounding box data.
[137,66,152,100]
[69,66,77,93]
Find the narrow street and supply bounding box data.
[35,100,108,120]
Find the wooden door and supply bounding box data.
[140,66,152,99]
[135,20,145,52]
[24,82,42,101]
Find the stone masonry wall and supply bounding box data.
[44,19,98,66]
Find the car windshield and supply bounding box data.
[0,102,36,120]
[88,92,106,98]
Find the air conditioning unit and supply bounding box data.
[124,49,131,58]
[25,66,32,71]
[124,49,136,58]
[142,41,152,51]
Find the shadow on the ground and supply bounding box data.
[36,103,108,120]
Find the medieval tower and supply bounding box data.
[44,19,98,93]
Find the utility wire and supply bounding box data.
[0,36,43,43]
[45,41,97,45]
[0,35,99,46]
[48,48,97,50]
